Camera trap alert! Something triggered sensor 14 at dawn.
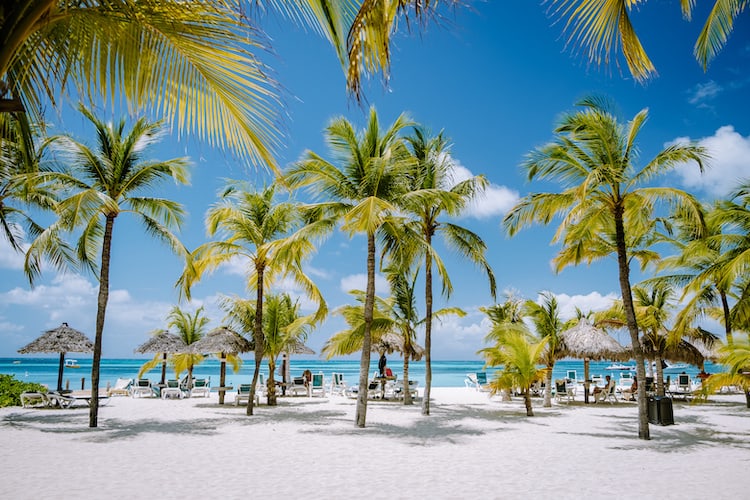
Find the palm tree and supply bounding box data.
[479,330,547,417]
[386,126,496,416]
[178,181,327,415]
[653,202,737,346]
[523,292,565,408]
[698,338,750,408]
[25,104,189,427]
[547,0,747,81]
[503,96,708,440]
[166,306,209,388]
[0,112,57,251]
[285,106,413,428]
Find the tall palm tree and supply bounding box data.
[285,106,413,428]
[547,0,747,82]
[523,292,565,408]
[25,104,189,427]
[178,181,327,415]
[503,96,708,440]
[386,126,496,416]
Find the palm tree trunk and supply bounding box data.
[355,233,376,427]
[614,209,649,440]
[247,265,265,415]
[422,232,433,416]
[403,356,412,405]
[655,355,665,396]
[219,353,227,404]
[544,364,553,408]
[89,215,114,428]
[721,291,733,345]
[524,389,534,416]
[268,358,277,406]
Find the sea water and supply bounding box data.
[0,357,722,390]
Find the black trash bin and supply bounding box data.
[647,395,674,425]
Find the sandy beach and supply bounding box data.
[1,388,747,499]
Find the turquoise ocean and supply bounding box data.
[0,357,722,390]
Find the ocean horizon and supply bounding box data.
[1,357,720,391]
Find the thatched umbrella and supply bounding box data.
[640,337,705,368]
[18,322,94,391]
[189,326,252,404]
[559,319,630,403]
[373,332,424,361]
[281,341,315,386]
[134,330,188,385]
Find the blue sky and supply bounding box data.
[2,2,750,360]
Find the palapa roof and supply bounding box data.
[373,332,425,361]
[134,330,188,354]
[284,340,315,356]
[18,322,94,354]
[640,336,705,367]
[189,326,252,354]
[559,319,630,361]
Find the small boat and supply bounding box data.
[12,360,21,364]
[604,363,635,371]
[65,359,80,368]
[663,362,689,371]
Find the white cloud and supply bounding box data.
[339,273,390,296]
[0,232,27,270]
[548,291,619,321]
[687,80,722,106]
[672,125,750,197]
[448,159,520,218]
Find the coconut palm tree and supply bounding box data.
[178,181,327,415]
[698,338,750,408]
[166,306,209,388]
[479,330,547,417]
[25,104,189,427]
[547,0,748,81]
[285,106,413,427]
[136,306,209,386]
[652,202,738,346]
[503,95,708,440]
[385,126,496,416]
[523,292,565,408]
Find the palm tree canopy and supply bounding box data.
[24,104,189,283]
[546,0,747,81]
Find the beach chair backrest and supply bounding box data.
[138,379,150,388]
[476,372,488,385]
[333,373,343,385]
[239,383,252,394]
[566,370,577,382]
[555,380,566,393]
[678,374,690,387]
[312,373,323,388]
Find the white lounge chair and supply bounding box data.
[593,378,617,404]
[45,391,76,408]
[329,372,347,396]
[161,379,184,399]
[20,392,49,408]
[190,378,210,398]
[131,379,155,398]
[310,372,326,397]
[234,383,259,406]
[287,376,308,396]
[554,379,574,403]
[107,378,132,397]
[465,372,491,392]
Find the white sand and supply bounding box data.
[1,388,747,499]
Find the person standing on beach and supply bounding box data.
[378,353,387,377]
